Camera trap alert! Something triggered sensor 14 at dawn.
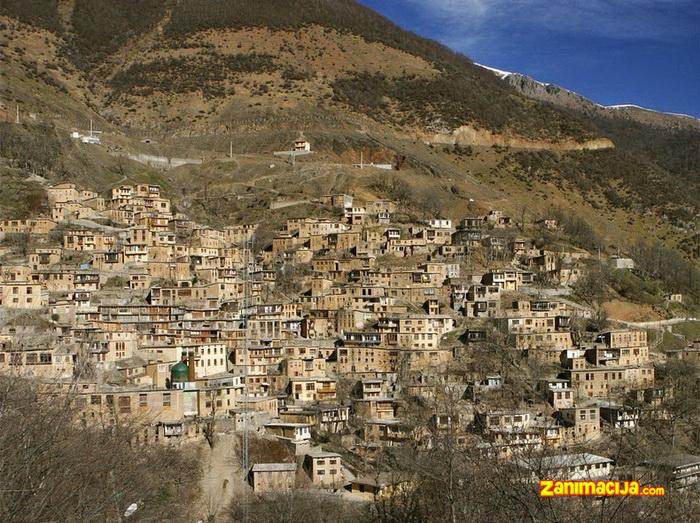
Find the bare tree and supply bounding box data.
[202,388,218,449]
[0,375,202,523]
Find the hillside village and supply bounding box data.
[0,1,699,520]
[1,169,698,507]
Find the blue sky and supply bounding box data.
[359,0,700,117]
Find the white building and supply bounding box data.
[518,453,613,481]
[609,256,635,270]
[427,219,453,230]
[294,139,311,152]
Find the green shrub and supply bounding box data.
[67,0,167,68]
[104,276,128,289]
[609,270,662,305]
[0,0,62,32]
[109,53,276,96]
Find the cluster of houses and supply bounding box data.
[0,182,697,496]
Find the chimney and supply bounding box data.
[187,352,196,382]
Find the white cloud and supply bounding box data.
[418,0,491,18]
[405,0,697,42]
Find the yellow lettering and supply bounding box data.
[539,480,554,497]
[580,482,595,496]
[607,481,616,496]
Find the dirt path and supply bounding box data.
[615,317,698,329]
[198,433,246,522]
[270,199,311,210]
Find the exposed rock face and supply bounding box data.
[426,125,615,151]
[499,72,699,131]
[504,74,597,113]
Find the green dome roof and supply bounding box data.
[171,361,189,383]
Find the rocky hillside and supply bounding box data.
[480,65,699,131]
[0,0,605,144]
[0,0,698,254]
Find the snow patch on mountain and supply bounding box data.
[475,62,561,90]
[476,62,699,123]
[474,62,513,80]
[607,104,697,120]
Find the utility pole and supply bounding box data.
[241,232,253,523]
[15,105,20,124]
[360,150,363,169]
[229,140,233,159]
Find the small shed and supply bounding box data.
[248,463,297,493]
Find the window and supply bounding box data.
[119,396,131,414]
[91,395,101,405]
[139,393,148,407]
[163,393,171,407]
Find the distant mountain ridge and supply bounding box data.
[475,64,699,130]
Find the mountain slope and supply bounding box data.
[470,64,700,217]
[0,0,698,254]
[2,0,602,144]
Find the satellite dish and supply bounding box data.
[124,503,138,518]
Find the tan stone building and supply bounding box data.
[0,282,47,308]
[289,377,337,402]
[303,450,343,487]
[557,406,601,444]
[248,463,297,493]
